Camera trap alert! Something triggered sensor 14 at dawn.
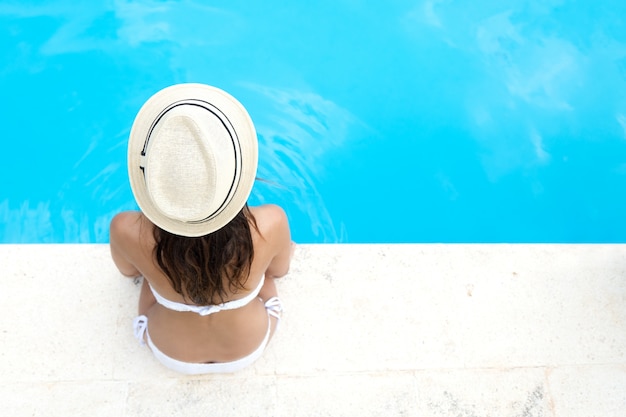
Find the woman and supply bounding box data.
[109,83,293,374]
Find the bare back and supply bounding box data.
[110,204,292,363]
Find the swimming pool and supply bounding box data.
[2,1,626,243]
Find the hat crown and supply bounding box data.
[144,104,238,223]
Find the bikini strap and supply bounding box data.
[149,275,266,316]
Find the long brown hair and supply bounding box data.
[153,205,258,305]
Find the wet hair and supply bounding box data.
[152,205,258,305]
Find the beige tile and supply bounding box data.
[452,245,626,368]
[125,375,276,417]
[1,381,127,417]
[282,244,625,375]
[413,367,551,416]
[273,244,468,374]
[280,245,626,371]
[274,373,419,417]
[549,365,626,417]
[0,245,120,382]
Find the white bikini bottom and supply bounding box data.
[132,297,282,374]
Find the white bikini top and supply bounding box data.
[148,275,265,316]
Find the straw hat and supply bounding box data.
[128,83,258,237]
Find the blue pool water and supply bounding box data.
[1,1,626,243]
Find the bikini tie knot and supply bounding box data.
[197,305,223,316]
[264,297,283,320]
[132,315,148,346]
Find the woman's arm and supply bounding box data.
[109,212,142,278]
[262,205,294,279]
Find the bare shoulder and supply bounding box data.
[110,211,142,237]
[250,204,292,278]
[109,211,148,277]
[249,204,289,240]
[109,211,148,251]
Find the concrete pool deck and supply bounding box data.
[1,244,625,416]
